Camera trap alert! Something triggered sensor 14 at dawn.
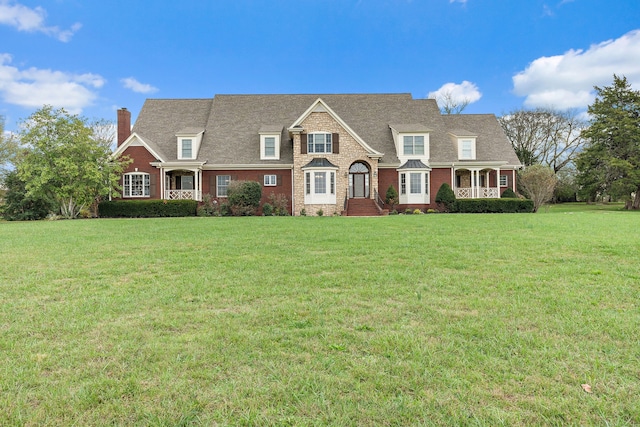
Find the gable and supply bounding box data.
[113,132,166,162]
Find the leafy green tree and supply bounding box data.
[518,165,557,212]
[576,75,640,209]
[17,106,129,219]
[1,115,20,181]
[1,170,54,220]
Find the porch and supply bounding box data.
[162,168,203,201]
[454,167,500,199]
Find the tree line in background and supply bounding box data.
[497,75,640,210]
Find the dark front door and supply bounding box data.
[353,174,366,197]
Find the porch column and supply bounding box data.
[160,167,165,200]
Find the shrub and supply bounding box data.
[450,198,534,213]
[262,203,274,216]
[427,208,439,213]
[435,183,456,211]
[413,208,422,214]
[385,185,398,211]
[300,208,306,216]
[267,193,290,216]
[317,209,323,216]
[501,188,517,198]
[404,208,413,215]
[98,200,197,218]
[227,180,262,216]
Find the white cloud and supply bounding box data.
[0,0,81,42]
[0,54,104,113]
[121,77,158,94]
[513,29,640,110]
[449,0,468,4]
[428,81,482,104]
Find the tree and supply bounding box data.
[385,184,398,212]
[518,165,557,212]
[1,170,54,220]
[0,115,20,181]
[576,75,640,210]
[17,106,130,219]
[432,90,470,115]
[498,108,588,172]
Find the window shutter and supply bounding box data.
[333,133,339,154]
[149,174,157,197]
[211,175,217,197]
[301,134,307,154]
[259,174,264,185]
[277,175,282,186]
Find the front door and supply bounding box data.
[349,162,370,198]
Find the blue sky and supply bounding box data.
[1,0,639,133]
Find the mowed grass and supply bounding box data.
[1,205,639,426]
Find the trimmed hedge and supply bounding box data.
[98,200,198,218]
[451,198,534,213]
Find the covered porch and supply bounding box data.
[161,167,203,201]
[454,167,500,199]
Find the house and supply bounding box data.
[113,94,521,215]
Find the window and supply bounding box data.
[304,170,336,204]
[217,175,230,197]
[403,135,424,155]
[123,172,150,197]
[500,175,508,186]
[264,174,277,186]
[260,134,280,160]
[459,139,476,160]
[399,171,430,204]
[308,133,332,153]
[181,139,192,158]
[410,173,421,194]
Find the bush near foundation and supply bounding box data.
[98,200,197,218]
[451,198,534,213]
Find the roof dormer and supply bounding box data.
[176,128,205,160]
[449,129,477,160]
[389,124,431,164]
[259,125,283,160]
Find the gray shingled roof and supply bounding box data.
[398,159,430,169]
[130,94,520,167]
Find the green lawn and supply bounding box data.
[1,204,639,426]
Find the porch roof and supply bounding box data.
[398,159,430,170]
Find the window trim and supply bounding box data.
[458,138,477,160]
[398,171,430,204]
[217,175,231,197]
[260,134,281,160]
[499,174,508,187]
[178,138,195,160]
[307,132,333,154]
[264,174,277,187]
[123,172,150,198]
[304,169,336,204]
[403,135,425,156]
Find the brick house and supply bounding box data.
[113,94,521,215]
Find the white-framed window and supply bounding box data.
[458,138,476,160]
[403,135,425,156]
[260,134,280,160]
[123,172,150,197]
[304,170,336,204]
[500,174,508,186]
[217,175,230,197]
[264,175,277,186]
[398,171,430,204]
[308,133,332,154]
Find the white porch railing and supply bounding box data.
[165,189,202,201]
[456,187,500,199]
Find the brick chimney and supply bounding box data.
[117,107,131,146]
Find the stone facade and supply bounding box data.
[292,112,379,216]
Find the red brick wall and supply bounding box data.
[120,146,161,199]
[203,170,293,214]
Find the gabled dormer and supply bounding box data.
[449,129,478,160]
[389,124,431,164]
[259,125,282,160]
[176,128,205,160]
